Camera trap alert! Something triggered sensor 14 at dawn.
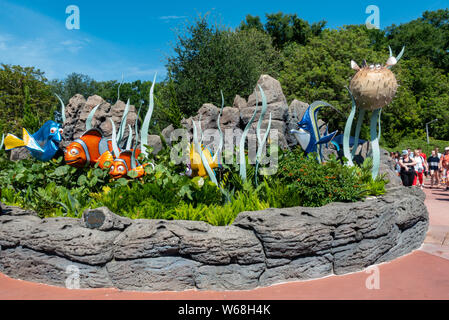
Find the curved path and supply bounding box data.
[1,181,448,300]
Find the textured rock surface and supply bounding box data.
[61,95,162,153]
[9,147,31,161]
[164,74,308,152]
[0,187,427,291]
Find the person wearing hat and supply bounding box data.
[399,150,417,187]
[440,147,449,190]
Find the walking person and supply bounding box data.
[435,147,442,185]
[413,149,427,189]
[394,152,401,176]
[440,147,449,191]
[399,150,417,187]
[428,150,440,189]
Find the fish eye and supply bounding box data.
[50,128,57,134]
[70,148,79,156]
[59,129,63,134]
[110,165,115,172]
[117,166,125,172]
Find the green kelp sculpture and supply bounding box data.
[189,91,225,186]
[343,46,404,178]
[239,85,272,185]
[0,133,4,150]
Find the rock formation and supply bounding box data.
[0,186,428,291]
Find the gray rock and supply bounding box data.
[161,124,175,145]
[113,219,264,265]
[0,204,37,217]
[176,224,265,265]
[0,185,428,291]
[82,207,132,231]
[106,256,199,291]
[286,99,309,147]
[247,75,288,107]
[332,225,400,274]
[234,207,335,259]
[195,263,265,291]
[0,215,41,248]
[9,147,30,161]
[259,255,333,286]
[20,218,120,265]
[240,103,288,126]
[145,135,163,155]
[233,95,247,109]
[376,220,428,263]
[288,99,309,121]
[113,220,181,260]
[63,95,138,145]
[0,247,112,289]
[220,107,240,130]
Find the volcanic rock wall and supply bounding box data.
[0,187,428,291]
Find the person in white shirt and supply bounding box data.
[413,149,427,189]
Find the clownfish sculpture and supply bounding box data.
[105,150,152,179]
[3,120,63,161]
[187,144,219,178]
[64,128,116,169]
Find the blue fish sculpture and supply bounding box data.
[3,120,63,161]
[290,101,338,163]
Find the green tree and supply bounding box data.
[240,12,326,49]
[278,25,419,145]
[386,9,449,72]
[166,16,281,116]
[0,64,56,136]
[50,73,98,102]
[239,14,264,32]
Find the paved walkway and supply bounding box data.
[1,181,448,300]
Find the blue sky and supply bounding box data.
[0,0,446,82]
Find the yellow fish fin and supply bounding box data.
[4,133,25,150]
[22,128,44,152]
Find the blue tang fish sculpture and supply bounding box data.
[3,120,63,161]
[290,101,338,163]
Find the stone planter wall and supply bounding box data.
[0,187,428,291]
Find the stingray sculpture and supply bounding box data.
[343,46,404,178]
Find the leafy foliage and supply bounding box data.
[0,142,386,225]
[0,64,57,136]
[166,15,281,117]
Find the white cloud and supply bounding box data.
[159,15,187,20]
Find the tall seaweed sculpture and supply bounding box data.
[85,104,100,131]
[239,85,272,184]
[212,91,225,164]
[254,85,272,185]
[343,46,404,178]
[191,121,219,186]
[116,99,130,145]
[55,94,66,124]
[140,73,157,157]
[239,92,259,182]
[131,106,141,171]
[189,92,225,186]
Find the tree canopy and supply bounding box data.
[1,9,448,148]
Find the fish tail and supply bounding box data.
[3,133,25,150]
[22,128,44,152]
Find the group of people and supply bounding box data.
[391,147,449,190]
